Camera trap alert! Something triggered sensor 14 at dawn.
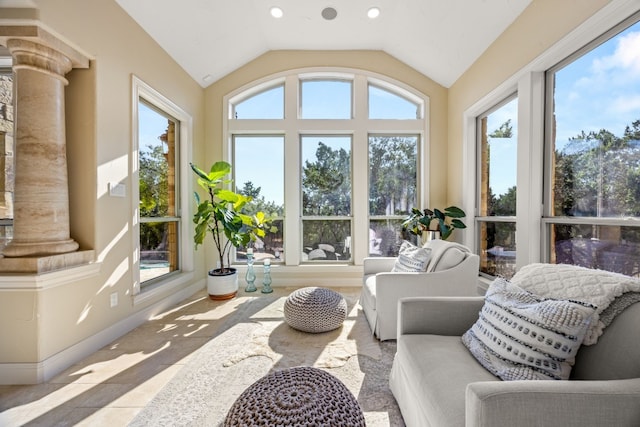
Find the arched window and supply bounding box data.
[225,70,428,266]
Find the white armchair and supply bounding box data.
[360,239,480,340]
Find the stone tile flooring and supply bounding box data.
[0,287,398,426]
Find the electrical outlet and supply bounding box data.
[109,182,126,197]
[110,292,118,308]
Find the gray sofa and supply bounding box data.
[390,295,640,427]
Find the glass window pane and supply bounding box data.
[139,102,175,218]
[140,221,179,281]
[369,218,415,257]
[302,219,351,262]
[478,221,516,279]
[551,224,640,277]
[369,85,419,119]
[233,85,284,119]
[479,97,518,216]
[551,20,640,218]
[237,219,284,262]
[234,136,284,262]
[369,135,417,216]
[301,136,351,215]
[234,136,284,216]
[138,100,179,284]
[301,80,351,119]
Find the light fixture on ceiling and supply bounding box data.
[270,6,284,18]
[367,7,380,19]
[321,7,338,20]
[202,74,213,83]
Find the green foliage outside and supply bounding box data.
[139,143,169,256]
[484,118,640,250]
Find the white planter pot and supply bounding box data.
[207,268,238,300]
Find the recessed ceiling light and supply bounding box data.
[367,7,380,19]
[321,7,338,20]
[270,7,283,18]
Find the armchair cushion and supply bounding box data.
[462,278,597,381]
[392,240,432,272]
[425,239,471,272]
[360,241,480,340]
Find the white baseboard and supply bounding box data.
[0,280,203,385]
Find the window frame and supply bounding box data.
[224,68,429,267]
[131,75,194,300]
[463,2,640,283]
[475,93,518,279]
[541,12,640,264]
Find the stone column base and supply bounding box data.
[0,249,94,274]
[2,239,80,258]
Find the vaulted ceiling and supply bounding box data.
[114,0,532,88]
[1,1,532,88]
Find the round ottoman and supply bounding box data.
[224,366,366,426]
[284,287,347,333]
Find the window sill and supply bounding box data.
[133,271,197,306]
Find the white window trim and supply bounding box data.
[223,67,429,268]
[463,0,640,274]
[131,75,194,301]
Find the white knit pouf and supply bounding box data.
[224,366,366,426]
[284,287,347,333]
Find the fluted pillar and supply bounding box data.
[2,39,79,257]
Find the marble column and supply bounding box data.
[2,39,78,257]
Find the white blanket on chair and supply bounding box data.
[511,263,640,345]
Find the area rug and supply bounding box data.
[128,287,404,426]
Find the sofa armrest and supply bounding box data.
[466,379,640,427]
[397,296,485,336]
[363,257,397,275]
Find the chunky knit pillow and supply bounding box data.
[392,240,432,272]
[462,278,596,380]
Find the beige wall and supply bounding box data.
[204,50,450,207]
[447,0,612,205]
[0,0,204,369]
[0,0,623,382]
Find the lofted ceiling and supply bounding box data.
[114,0,532,88]
[1,0,532,88]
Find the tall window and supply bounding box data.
[138,100,180,284]
[369,135,418,256]
[233,135,285,261]
[476,96,518,278]
[227,71,427,265]
[302,135,352,261]
[545,16,640,277]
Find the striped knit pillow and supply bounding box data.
[462,278,596,380]
[392,241,432,272]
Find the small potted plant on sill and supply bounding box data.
[191,161,276,300]
[402,206,467,242]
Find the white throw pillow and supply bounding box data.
[392,241,432,272]
[462,278,596,381]
[431,247,467,271]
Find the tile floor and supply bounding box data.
[1,287,362,426]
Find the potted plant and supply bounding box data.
[402,206,467,241]
[191,161,276,300]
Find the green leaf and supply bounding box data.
[208,161,232,181]
[451,218,467,229]
[190,163,210,182]
[444,206,466,218]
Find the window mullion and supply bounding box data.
[284,75,301,265]
[352,75,369,264]
[515,72,545,269]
